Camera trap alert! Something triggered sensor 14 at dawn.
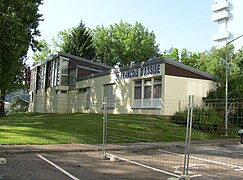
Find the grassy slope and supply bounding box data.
[0,113,103,145]
[0,113,222,145]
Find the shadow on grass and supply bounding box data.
[0,113,226,145]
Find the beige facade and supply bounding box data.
[30,86,69,113]
[28,52,112,113]
[29,55,217,115]
[70,60,216,115]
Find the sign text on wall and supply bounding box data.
[120,64,161,79]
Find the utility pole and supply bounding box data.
[225,34,243,136]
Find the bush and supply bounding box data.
[174,107,224,133]
[8,97,29,114]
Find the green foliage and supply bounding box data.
[5,89,29,114]
[53,21,96,60]
[8,97,29,114]
[92,20,160,66]
[0,0,42,96]
[174,107,224,133]
[202,45,243,99]
[163,47,179,61]
[32,39,54,65]
[36,20,159,66]
[180,48,201,69]
[0,0,42,116]
[198,46,229,79]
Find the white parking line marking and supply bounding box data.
[37,154,79,180]
[106,153,181,178]
[192,146,243,156]
[158,149,243,171]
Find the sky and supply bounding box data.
[28,0,216,64]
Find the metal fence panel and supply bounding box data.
[1,96,243,179]
[103,97,243,179]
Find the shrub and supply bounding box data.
[8,97,29,114]
[174,107,224,133]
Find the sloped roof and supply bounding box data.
[58,52,112,70]
[31,52,113,70]
[77,58,217,81]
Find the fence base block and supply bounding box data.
[0,158,6,165]
[109,155,119,162]
[101,155,109,160]
[179,175,190,180]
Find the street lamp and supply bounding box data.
[225,34,243,136]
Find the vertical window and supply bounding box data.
[51,60,56,87]
[53,59,60,86]
[37,64,46,90]
[144,79,151,99]
[134,80,142,99]
[103,84,115,108]
[37,66,41,89]
[60,59,69,86]
[30,67,37,92]
[153,78,162,98]
[46,61,52,88]
[69,69,76,88]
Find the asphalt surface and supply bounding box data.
[0,138,239,155]
[0,152,171,180]
[0,138,241,180]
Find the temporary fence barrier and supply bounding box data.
[102,97,243,179]
[1,96,243,179]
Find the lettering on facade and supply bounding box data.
[120,64,161,79]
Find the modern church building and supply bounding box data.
[29,52,112,113]
[212,0,243,49]
[29,52,217,115]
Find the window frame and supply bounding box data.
[134,80,142,99]
[133,77,162,109]
[153,77,162,99]
[59,58,69,86]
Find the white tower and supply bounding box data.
[212,0,243,50]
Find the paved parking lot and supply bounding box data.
[0,139,242,180]
[0,151,171,180]
[107,143,243,179]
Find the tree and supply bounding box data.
[53,21,96,60]
[163,47,179,61]
[0,0,43,115]
[92,21,160,66]
[5,90,30,114]
[200,45,243,99]
[180,48,201,69]
[32,39,53,65]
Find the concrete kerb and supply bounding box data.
[0,138,239,155]
[0,144,102,155]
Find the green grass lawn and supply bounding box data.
[0,113,103,145]
[0,113,224,145]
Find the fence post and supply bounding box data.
[182,95,194,179]
[102,97,108,159]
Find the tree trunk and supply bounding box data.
[0,95,5,116]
